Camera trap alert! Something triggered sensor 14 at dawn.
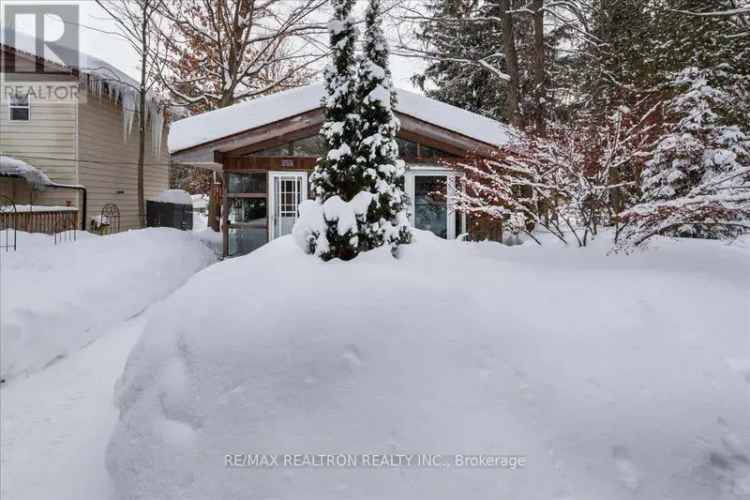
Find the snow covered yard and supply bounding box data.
[1,314,146,500]
[106,231,750,500]
[0,228,217,380]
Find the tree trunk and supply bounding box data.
[137,12,147,228]
[532,0,546,136]
[499,0,522,128]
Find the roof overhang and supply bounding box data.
[170,108,503,166]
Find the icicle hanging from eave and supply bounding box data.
[121,91,137,142]
[77,68,165,153]
[147,99,164,155]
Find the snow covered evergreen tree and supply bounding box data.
[618,66,750,247]
[616,2,750,248]
[355,0,411,254]
[307,0,365,261]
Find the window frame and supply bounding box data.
[405,167,465,240]
[9,92,30,121]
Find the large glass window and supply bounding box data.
[397,138,418,158]
[229,226,267,256]
[420,143,453,159]
[414,176,448,239]
[229,197,267,224]
[227,172,266,194]
[293,135,326,156]
[253,143,292,156]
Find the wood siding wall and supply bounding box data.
[0,78,79,207]
[78,94,169,230]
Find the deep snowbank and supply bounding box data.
[107,231,750,500]
[0,228,216,379]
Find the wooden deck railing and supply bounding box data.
[0,207,79,235]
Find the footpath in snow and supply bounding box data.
[0,314,146,500]
[0,228,216,380]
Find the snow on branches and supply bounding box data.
[616,66,750,249]
[453,107,653,247]
[355,0,411,254]
[301,0,410,261]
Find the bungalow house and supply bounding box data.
[0,31,169,231]
[169,83,515,258]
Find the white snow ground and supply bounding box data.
[106,230,750,500]
[1,228,747,500]
[0,315,145,500]
[0,228,216,380]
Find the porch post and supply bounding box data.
[222,172,229,258]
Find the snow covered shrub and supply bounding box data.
[617,65,750,249]
[453,111,650,246]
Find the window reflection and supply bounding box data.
[414,176,448,238]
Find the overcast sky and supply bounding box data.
[2,0,425,93]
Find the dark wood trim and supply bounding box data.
[224,156,318,171]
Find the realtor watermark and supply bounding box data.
[225,453,527,470]
[2,4,84,103]
[2,83,80,101]
[3,4,80,71]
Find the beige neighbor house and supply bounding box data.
[0,32,169,232]
[169,83,516,258]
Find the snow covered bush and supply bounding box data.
[453,109,651,246]
[617,65,750,249]
[0,228,216,379]
[107,231,750,500]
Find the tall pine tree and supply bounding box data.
[356,0,412,254]
[309,0,365,260]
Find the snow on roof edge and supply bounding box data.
[0,155,52,187]
[168,83,517,154]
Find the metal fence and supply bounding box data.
[0,195,17,251]
[91,203,121,235]
[146,200,193,230]
[0,202,79,249]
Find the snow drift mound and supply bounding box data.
[107,231,750,500]
[0,228,216,379]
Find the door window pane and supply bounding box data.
[414,176,448,238]
[227,172,267,194]
[273,176,302,238]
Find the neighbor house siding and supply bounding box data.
[0,78,80,207]
[78,94,169,230]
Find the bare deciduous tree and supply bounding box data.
[156,0,329,113]
[95,0,169,227]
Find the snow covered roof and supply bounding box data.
[152,189,193,205]
[0,155,52,186]
[2,29,139,91]
[168,83,516,153]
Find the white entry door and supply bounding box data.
[269,171,307,240]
